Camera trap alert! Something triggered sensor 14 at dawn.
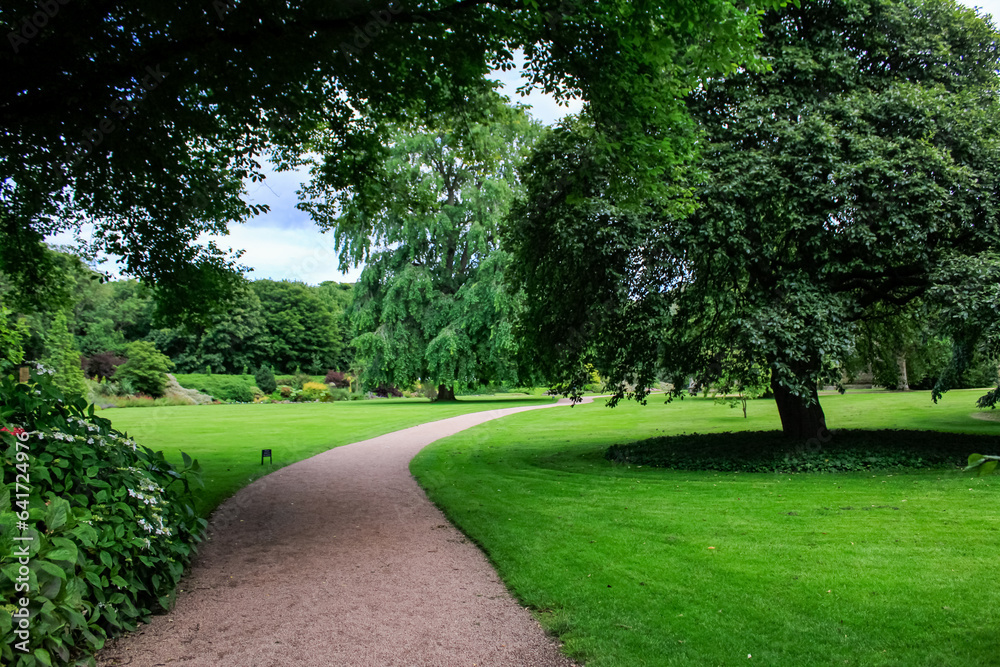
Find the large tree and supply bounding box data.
[0,0,773,318]
[149,281,267,374]
[507,0,1000,438]
[301,100,538,398]
[250,280,344,374]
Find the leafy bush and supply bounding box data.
[274,374,325,387]
[173,374,254,402]
[298,382,332,402]
[0,305,26,366]
[291,369,311,390]
[605,429,999,474]
[115,341,174,397]
[277,385,293,399]
[414,382,437,400]
[98,395,196,409]
[82,353,126,382]
[115,377,136,397]
[329,388,350,401]
[373,384,403,398]
[0,363,205,666]
[43,312,88,401]
[324,370,350,388]
[253,365,277,395]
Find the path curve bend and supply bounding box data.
[98,398,590,667]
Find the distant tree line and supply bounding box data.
[0,245,354,384]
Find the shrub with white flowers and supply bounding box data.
[0,362,206,666]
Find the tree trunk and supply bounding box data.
[435,384,456,401]
[896,353,909,391]
[771,368,827,439]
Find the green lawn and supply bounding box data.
[100,395,553,515]
[411,390,1000,666]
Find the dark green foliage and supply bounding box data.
[976,387,1000,410]
[73,280,153,358]
[149,281,266,375]
[927,254,1000,404]
[605,430,998,474]
[504,117,674,400]
[250,281,343,375]
[3,0,772,320]
[0,305,26,365]
[254,365,277,395]
[172,374,253,403]
[42,311,87,400]
[0,364,205,666]
[115,341,173,397]
[508,0,1000,437]
[374,384,403,398]
[302,99,539,393]
[149,279,350,376]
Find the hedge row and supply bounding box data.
[605,429,998,474]
[1,364,205,666]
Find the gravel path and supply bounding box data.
[98,399,587,667]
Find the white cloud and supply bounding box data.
[215,222,361,285]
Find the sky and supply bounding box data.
[52,1,999,285]
[221,51,583,285]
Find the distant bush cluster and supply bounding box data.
[605,430,998,474]
[0,365,205,665]
[324,370,350,388]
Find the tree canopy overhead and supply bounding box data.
[507,0,1000,437]
[0,0,775,318]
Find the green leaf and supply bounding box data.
[34,648,53,666]
[981,460,998,476]
[46,536,78,563]
[36,559,67,581]
[44,497,71,531]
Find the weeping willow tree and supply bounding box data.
[300,97,541,399]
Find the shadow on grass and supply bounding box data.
[606,429,997,474]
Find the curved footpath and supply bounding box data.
[98,398,591,667]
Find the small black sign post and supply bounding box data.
[261,448,272,465]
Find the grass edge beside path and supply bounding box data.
[411,391,1000,667]
[101,395,555,516]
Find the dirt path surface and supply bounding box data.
[98,399,588,667]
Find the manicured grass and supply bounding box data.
[411,390,1000,666]
[100,395,553,516]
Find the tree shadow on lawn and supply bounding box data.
[605,429,996,474]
